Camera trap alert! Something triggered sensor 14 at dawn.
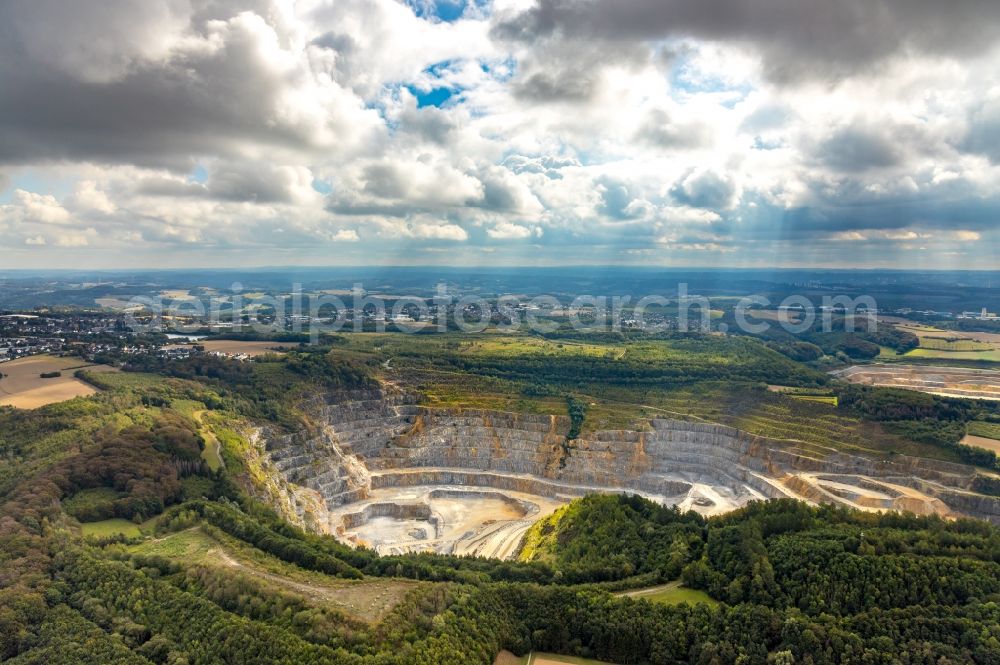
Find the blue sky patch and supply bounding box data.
[0,171,75,203]
[668,53,753,104]
[312,179,333,195]
[188,164,208,184]
[407,0,466,23]
[409,85,455,108]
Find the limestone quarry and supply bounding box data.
[250,388,1000,559]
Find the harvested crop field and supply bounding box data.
[961,434,1000,455]
[0,355,118,408]
[893,323,1000,345]
[881,322,1000,361]
[493,652,618,665]
[903,348,1000,362]
[833,364,1000,400]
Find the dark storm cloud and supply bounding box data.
[494,0,1000,83]
[0,55,301,170]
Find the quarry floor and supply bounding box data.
[320,456,761,558]
[329,485,567,558]
[319,467,964,560]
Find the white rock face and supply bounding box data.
[256,389,1000,558]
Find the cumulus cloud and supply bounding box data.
[0,1,383,168]
[0,0,999,267]
[486,222,539,239]
[67,181,116,214]
[408,220,469,241]
[5,190,71,225]
[671,170,740,210]
[330,228,361,242]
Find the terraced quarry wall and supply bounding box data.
[254,389,1000,558]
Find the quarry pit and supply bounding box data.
[252,389,1000,559]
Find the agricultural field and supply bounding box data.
[494,651,618,665]
[893,322,1000,345]
[94,297,145,311]
[162,340,291,356]
[968,420,1000,440]
[902,348,1000,362]
[834,364,1000,402]
[884,321,1000,363]
[962,421,1000,454]
[917,337,995,352]
[961,435,1000,455]
[0,354,118,408]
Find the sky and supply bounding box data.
[1,0,999,270]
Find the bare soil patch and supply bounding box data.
[493,651,527,665]
[0,355,118,408]
[961,434,1000,455]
